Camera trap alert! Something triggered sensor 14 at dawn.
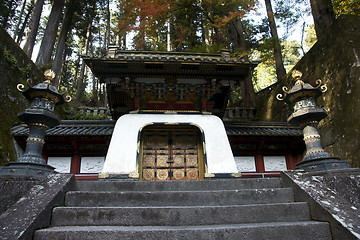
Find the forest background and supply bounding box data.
[0,0,359,119]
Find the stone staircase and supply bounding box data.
[34,178,332,239]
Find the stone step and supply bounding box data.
[74,178,281,192]
[34,221,331,240]
[65,188,294,207]
[51,202,310,227]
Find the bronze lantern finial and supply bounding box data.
[44,69,55,83]
[292,70,302,80]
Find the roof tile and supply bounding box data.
[11,120,302,137]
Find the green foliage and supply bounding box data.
[304,24,316,51]
[4,50,33,77]
[252,39,301,92]
[252,61,277,92]
[0,0,19,30]
[3,0,338,114]
[117,0,258,52]
[273,0,311,38]
[332,0,360,17]
[4,50,17,69]
[230,85,243,105]
[0,143,10,165]
[282,40,302,66]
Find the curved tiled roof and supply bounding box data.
[108,51,257,64]
[11,120,302,137]
[224,121,302,136]
[87,49,259,65]
[11,120,115,137]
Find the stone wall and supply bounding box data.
[256,15,360,168]
[282,170,360,240]
[0,174,74,239]
[0,26,43,165]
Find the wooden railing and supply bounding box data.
[223,107,256,121]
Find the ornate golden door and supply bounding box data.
[140,126,204,181]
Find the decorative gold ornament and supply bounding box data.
[17,83,25,92]
[98,173,109,179]
[292,70,303,83]
[44,69,55,83]
[316,79,328,93]
[65,95,72,102]
[129,171,140,179]
[231,172,242,178]
[205,172,215,178]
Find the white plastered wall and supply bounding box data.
[102,114,237,174]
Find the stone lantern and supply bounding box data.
[277,70,349,171]
[0,70,70,177]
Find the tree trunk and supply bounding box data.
[229,18,247,56]
[16,0,35,44]
[75,20,92,102]
[23,0,44,57]
[200,0,210,52]
[310,0,335,40]
[103,84,108,108]
[105,0,111,55]
[242,71,256,108]
[51,2,75,88]
[97,19,103,55]
[116,0,127,49]
[73,55,81,86]
[35,0,65,67]
[229,18,256,108]
[13,0,27,39]
[167,19,171,51]
[264,0,286,82]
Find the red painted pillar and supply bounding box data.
[70,140,81,174]
[286,153,296,170]
[255,153,264,173]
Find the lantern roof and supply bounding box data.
[17,70,67,105]
[277,70,328,104]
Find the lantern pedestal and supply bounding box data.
[296,159,350,172]
[0,162,55,177]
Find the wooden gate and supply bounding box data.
[139,126,204,181]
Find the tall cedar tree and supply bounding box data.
[35,0,65,67]
[105,0,111,56]
[12,0,28,39]
[23,0,44,57]
[52,0,81,87]
[229,18,256,107]
[75,2,97,102]
[15,0,35,44]
[264,0,286,82]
